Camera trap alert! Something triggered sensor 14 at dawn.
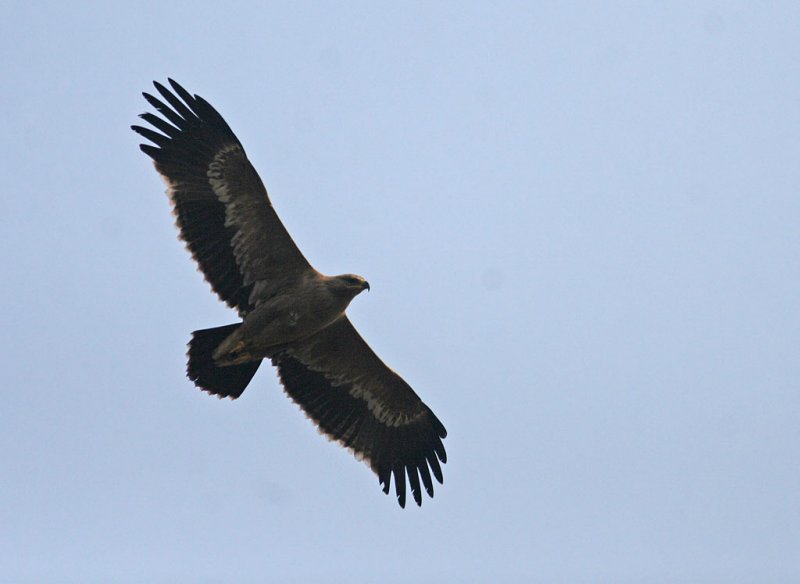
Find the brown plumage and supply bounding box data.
[132,79,447,507]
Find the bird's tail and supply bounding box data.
[187,323,261,399]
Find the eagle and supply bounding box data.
[132,79,447,507]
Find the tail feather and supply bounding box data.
[187,323,261,399]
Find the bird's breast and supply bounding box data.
[234,286,349,357]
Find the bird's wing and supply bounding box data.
[272,317,447,508]
[132,79,312,316]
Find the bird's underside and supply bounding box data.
[132,79,447,507]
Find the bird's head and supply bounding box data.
[330,273,371,299]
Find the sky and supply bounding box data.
[2,2,799,582]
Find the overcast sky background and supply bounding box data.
[2,2,799,582]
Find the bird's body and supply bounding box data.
[213,272,369,366]
[132,79,446,507]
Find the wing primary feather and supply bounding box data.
[427,451,444,484]
[379,467,391,494]
[407,427,427,505]
[418,457,434,497]
[407,463,422,507]
[139,144,161,158]
[142,92,185,127]
[167,78,200,114]
[153,80,196,121]
[433,436,447,463]
[432,414,447,439]
[139,112,181,137]
[131,125,170,147]
[393,463,406,508]
[190,94,239,139]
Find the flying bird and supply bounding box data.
[132,79,446,507]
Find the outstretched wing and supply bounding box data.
[272,317,447,508]
[132,79,312,316]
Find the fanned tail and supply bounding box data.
[187,324,261,399]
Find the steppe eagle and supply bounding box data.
[132,79,446,507]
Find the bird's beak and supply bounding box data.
[363,281,371,291]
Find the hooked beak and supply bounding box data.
[363,280,371,291]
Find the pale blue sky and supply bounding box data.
[2,2,799,582]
